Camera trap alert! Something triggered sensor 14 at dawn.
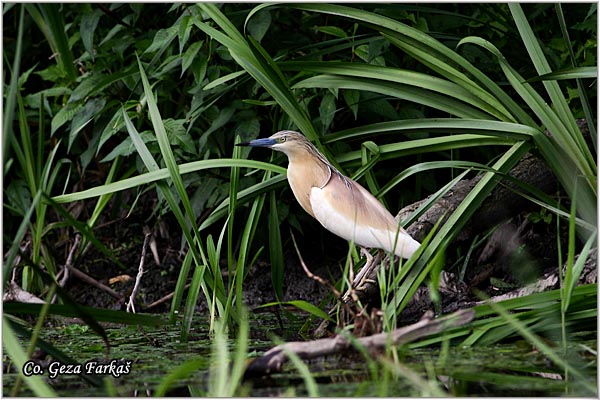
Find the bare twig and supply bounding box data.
[53,234,81,303]
[146,283,192,309]
[127,232,151,313]
[290,231,340,297]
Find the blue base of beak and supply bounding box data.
[236,138,276,147]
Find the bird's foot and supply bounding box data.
[342,248,383,304]
[354,278,377,291]
[352,248,382,290]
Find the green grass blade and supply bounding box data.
[228,137,242,281]
[508,4,595,174]
[392,141,531,314]
[24,4,76,81]
[4,191,42,283]
[235,171,270,311]
[508,4,583,141]
[86,157,126,228]
[3,5,25,162]
[3,317,57,397]
[260,300,334,322]
[199,175,286,231]
[554,3,596,147]
[377,160,485,198]
[527,66,597,81]
[401,170,470,227]
[51,159,286,204]
[293,74,491,119]
[154,358,206,397]
[169,250,193,323]
[282,61,505,120]
[482,294,596,395]
[325,118,545,144]
[137,55,205,244]
[3,303,167,325]
[335,134,515,167]
[269,191,284,301]
[181,264,209,341]
[280,340,320,397]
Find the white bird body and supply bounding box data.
[239,130,420,259]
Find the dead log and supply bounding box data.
[244,308,474,378]
[339,151,560,312]
[400,152,558,243]
[403,118,590,243]
[316,120,592,336]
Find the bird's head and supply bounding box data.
[236,130,310,157]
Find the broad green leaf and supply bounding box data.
[80,7,102,59]
[181,40,203,76]
[342,89,360,119]
[196,4,318,143]
[246,9,271,42]
[314,25,348,38]
[319,92,337,133]
[144,25,178,54]
[68,97,106,151]
[51,102,82,135]
[178,14,193,54]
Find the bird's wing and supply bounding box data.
[348,178,420,257]
[310,172,419,258]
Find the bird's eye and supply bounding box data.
[279,136,286,143]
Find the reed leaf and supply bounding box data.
[3,318,57,397]
[388,141,531,317]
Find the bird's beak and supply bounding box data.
[236,138,277,147]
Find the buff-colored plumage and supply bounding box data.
[238,130,420,259]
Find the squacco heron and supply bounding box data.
[238,130,420,259]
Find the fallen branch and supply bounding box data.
[3,281,45,304]
[69,267,123,300]
[244,308,474,377]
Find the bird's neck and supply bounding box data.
[284,151,334,218]
[287,152,332,188]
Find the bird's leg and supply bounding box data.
[351,247,381,290]
[342,248,383,305]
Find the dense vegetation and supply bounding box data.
[3,3,597,396]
